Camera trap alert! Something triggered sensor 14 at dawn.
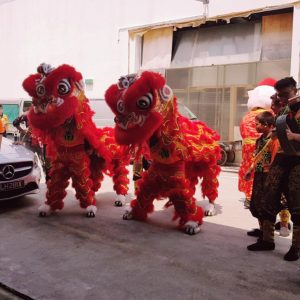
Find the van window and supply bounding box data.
[2,104,19,123]
[23,100,32,112]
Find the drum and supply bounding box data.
[275,114,300,155]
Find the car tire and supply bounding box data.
[227,150,235,163]
[217,148,227,166]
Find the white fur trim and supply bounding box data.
[38,204,51,213]
[185,221,201,234]
[247,85,275,110]
[86,205,97,214]
[203,202,216,216]
[115,194,126,205]
[123,209,133,220]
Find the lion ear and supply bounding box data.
[158,85,173,103]
[23,74,42,97]
[105,83,121,115]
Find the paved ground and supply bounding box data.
[0,169,299,300]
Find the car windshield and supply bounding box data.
[177,102,198,120]
[89,99,115,127]
[23,100,32,112]
[88,99,198,126]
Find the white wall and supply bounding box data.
[0,0,124,99]
[0,0,297,99]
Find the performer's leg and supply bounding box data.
[284,165,300,261]
[248,173,266,237]
[70,153,96,216]
[159,170,202,235]
[112,159,129,206]
[133,156,143,181]
[200,164,220,202]
[247,220,275,251]
[247,162,284,251]
[40,160,70,216]
[123,171,158,221]
[191,162,219,216]
[284,225,300,261]
[171,192,203,235]
[201,165,220,216]
[89,154,105,193]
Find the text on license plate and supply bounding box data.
[0,181,24,191]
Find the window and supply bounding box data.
[166,60,290,141]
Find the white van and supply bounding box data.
[0,99,32,136]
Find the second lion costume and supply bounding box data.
[105,71,221,234]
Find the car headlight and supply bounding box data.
[33,153,39,168]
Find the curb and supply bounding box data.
[221,166,239,173]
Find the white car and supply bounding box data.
[89,99,115,128]
[0,137,41,200]
[89,99,198,128]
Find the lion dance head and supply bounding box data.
[105,71,174,145]
[23,63,87,131]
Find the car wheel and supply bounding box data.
[217,148,227,166]
[227,150,235,163]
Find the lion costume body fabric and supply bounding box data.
[105,71,221,234]
[23,64,130,217]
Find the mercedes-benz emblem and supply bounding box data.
[2,165,15,180]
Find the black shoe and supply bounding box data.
[284,246,300,261]
[247,229,263,237]
[244,199,250,209]
[247,240,275,251]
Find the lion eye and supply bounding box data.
[117,99,125,113]
[57,79,71,95]
[136,93,153,110]
[36,83,46,97]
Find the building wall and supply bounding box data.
[0,0,298,99]
[161,12,293,142]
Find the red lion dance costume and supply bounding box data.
[238,78,276,207]
[105,71,221,234]
[23,63,130,217]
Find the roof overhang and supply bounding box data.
[121,1,300,36]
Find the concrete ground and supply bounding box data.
[0,168,299,300]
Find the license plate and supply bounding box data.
[0,181,24,191]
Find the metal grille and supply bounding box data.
[0,161,33,181]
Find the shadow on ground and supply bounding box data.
[0,190,299,300]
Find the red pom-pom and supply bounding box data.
[258,78,277,87]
